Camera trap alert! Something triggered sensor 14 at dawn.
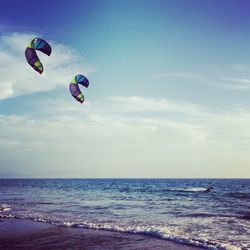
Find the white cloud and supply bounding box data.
[0,32,95,100]
[220,77,250,90]
[1,95,250,177]
[107,96,200,115]
[155,66,250,91]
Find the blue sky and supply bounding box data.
[0,0,250,177]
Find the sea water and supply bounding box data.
[0,178,249,249]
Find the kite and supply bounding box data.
[69,74,89,104]
[25,38,52,74]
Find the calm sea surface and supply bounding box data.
[0,179,249,249]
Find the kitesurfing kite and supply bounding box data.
[69,74,89,104]
[25,38,52,74]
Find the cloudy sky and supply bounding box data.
[0,0,250,178]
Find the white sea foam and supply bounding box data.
[168,187,208,192]
[0,204,12,212]
[0,210,244,250]
[26,217,242,250]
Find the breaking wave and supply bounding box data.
[0,213,241,250]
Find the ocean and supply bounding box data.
[0,178,249,249]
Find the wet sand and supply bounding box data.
[0,219,198,250]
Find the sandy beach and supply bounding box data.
[0,219,198,250]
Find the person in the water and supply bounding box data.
[205,186,214,192]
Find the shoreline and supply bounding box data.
[0,218,199,250]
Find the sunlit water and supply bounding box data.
[0,179,249,249]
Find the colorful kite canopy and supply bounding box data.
[69,74,89,104]
[25,38,52,74]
